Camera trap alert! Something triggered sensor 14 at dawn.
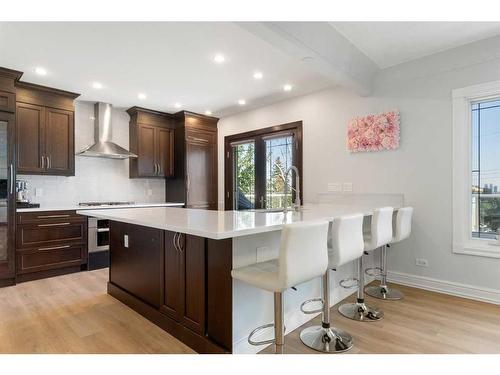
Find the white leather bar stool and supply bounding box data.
[365,207,414,300]
[338,207,393,322]
[300,214,364,353]
[231,221,329,354]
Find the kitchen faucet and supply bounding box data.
[283,165,301,212]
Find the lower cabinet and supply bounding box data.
[161,232,206,335]
[108,222,232,353]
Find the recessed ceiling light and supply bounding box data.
[138,93,147,100]
[213,54,226,63]
[253,71,263,80]
[35,67,47,76]
[205,110,212,116]
[92,82,103,89]
[174,103,182,109]
[238,99,246,105]
[283,84,293,92]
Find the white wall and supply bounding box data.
[21,101,165,206]
[218,42,500,292]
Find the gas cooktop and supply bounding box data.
[78,201,135,207]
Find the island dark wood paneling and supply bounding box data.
[207,238,233,351]
[161,230,183,321]
[109,221,162,308]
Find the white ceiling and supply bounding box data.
[331,22,500,69]
[0,22,332,117]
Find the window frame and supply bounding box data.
[452,80,500,258]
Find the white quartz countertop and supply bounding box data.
[17,202,184,213]
[76,203,396,240]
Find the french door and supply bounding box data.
[224,121,303,211]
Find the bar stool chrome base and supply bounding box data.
[300,325,353,353]
[365,285,404,300]
[338,302,384,322]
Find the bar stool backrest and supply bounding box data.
[392,207,414,243]
[278,221,329,290]
[367,207,394,250]
[329,214,364,268]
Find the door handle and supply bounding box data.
[37,222,71,227]
[41,156,45,169]
[38,244,71,251]
[37,214,70,219]
[9,164,13,195]
[176,232,183,253]
[172,232,179,252]
[157,163,161,176]
[47,155,51,169]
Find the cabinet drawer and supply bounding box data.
[16,244,87,274]
[17,210,83,224]
[17,221,87,249]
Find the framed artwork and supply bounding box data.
[347,111,400,152]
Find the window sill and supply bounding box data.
[453,240,500,259]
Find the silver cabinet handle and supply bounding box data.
[9,164,13,194]
[176,233,183,253]
[37,214,70,219]
[41,156,45,169]
[157,163,161,176]
[47,155,51,169]
[37,222,71,227]
[172,232,179,252]
[186,174,190,191]
[97,228,110,232]
[38,244,71,251]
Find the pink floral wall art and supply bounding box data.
[347,111,400,152]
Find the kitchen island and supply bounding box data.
[77,204,398,354]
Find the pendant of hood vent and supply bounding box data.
[77,102,138,159]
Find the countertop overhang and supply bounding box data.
[76,204,393,240]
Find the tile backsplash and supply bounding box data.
[18,101,166,207]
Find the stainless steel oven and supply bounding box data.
[88,217,110,253]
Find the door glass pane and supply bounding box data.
[233,142,255,210]
[0,121,7,262]
[265,134,293,209]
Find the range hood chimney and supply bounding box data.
[76,102,138,159]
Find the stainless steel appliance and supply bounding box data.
[82,201,134,270]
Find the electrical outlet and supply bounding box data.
[327,183,342,192]
[256,246,269,263]
[35,188,43,197]
[415,258,429,267]
[124,235,129,248]
[343,183,353,192]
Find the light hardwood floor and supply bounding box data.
[1,270,499,354]
[262,282,500,354]
[0,269,194,354]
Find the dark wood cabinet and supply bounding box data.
[167,112,218,209]
[128,107,174,178]
[15,82,79,176]
[15,210,88,283]
[109,221,161,308]
[161,231,206,335]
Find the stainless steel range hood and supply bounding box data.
[76,102,137,159]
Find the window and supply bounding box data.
[453,81,500,258]
[471,99,500,240]
[224,122,302,211]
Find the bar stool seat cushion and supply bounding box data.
[232,259,280,293]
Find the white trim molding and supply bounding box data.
[452,80,500,259]
[387,271,500,305]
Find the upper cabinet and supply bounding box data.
[127,107,174,178]
[15,82,79,176]
[167,112,218,210]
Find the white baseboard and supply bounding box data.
[386,271,500,305]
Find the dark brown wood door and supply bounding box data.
[16,102,44,173]
[44,108,74,175]
[161,230,183,321]
[137,123,156,177]
[109,221,161,308]
[156,127,173,177]
[186,130,216,209]
[180,234,206,335]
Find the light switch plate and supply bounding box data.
[343,183,353,192]
[35,188,43,197]
[328,183,342,192]
[147,189,153,196]
[415,258,428,267]
[124,235,129,248]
